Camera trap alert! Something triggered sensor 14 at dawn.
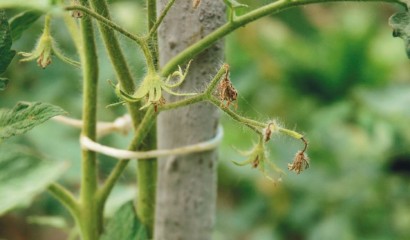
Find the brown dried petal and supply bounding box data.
[288,151,309,174]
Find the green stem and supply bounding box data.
[134,1,159,237]
[160,0,406,75]
[48,183,80,219]
[147,0,159,68]
[64,5,157,76]
[64,5,144,46]
[159,93,206,111]
[136,124,157,237]
[62,13,82,52]
[97,107,157,210]
[204,64,229,95]
[43,14,51,34]
[208,96,262,133]
[147,0,176,40]
[78,0,100,238]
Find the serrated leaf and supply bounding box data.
[0,10,16,74]
[0,102,66,140]
[0,78,9,91]
[101,201,146,240]
[223,0,248,9]
[389,12,410,58]
[0,144,67,215]
[9,10,43,41]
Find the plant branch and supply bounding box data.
[208,96,262,133]
[147,0,176,39]
[62,13,82,53]
[160,0,406,75]
[159,93,206,111]
[96,107,157,209]
[147,0,158,69]
[48,183,80,218]
[64,5,144,46]
[76,0,101,238]
[64,4,156,75]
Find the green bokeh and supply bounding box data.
[1,2,410,240]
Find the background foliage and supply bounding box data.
[1,1,410,239]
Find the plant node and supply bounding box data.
[112,60,197,110]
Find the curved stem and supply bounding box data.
[64,5,157,76]
[160,0,406,75]
[147,0,176,40]
[64,5,144,46]
[48,183,80,219]
[208,96,262,133]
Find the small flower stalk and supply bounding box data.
[18,15,80,69]
[233,135,284,183]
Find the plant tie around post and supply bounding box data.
[79,126,224,159]
[54,114,223,159]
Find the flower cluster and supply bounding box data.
[113,60,197,109]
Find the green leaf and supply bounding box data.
[223,0,248,9]
[0,78,9,91]
[101,201,147,240]
[0,102,66,140]
[9,10,43,41]
[0,0,51,10]
[0,144,67,215]
[0,10,16,74]
[389,11,410,58]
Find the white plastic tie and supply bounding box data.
[53,114,133,137]
[80,125,223,160]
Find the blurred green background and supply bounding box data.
[1,1,410,239]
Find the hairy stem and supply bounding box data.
[147,0,159,67]
[65,5,144,46]
[147,0,176,40]
[48,183,80,220]
[159,93,206,111]
[62,13,82,52]
[134,1,159,237]
[97,107,157,209]
[64,4,156,75]
[78,0,100,238]
[160,0,406,75]
[136,124,157,237]
[208,96,262,133]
